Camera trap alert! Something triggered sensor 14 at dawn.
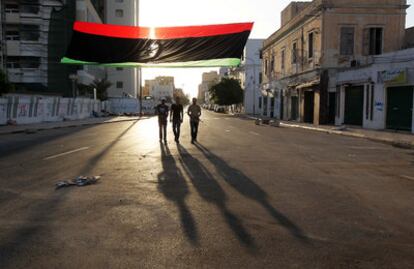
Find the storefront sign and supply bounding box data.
[378,69,407,84]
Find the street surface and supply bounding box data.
[0,110,414,268]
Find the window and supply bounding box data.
[20,3,40,14]
[292,42,298,64]
[259,72,262,84]
[116,81,123,88]
[363,27,383,55]
[115,9,123,17]
[264,59,268,77]
[369,28,383,55]
[308,32,314,59]
[5,4,19,13]
[281,49,285,70]
[340,27,354,55]
[270,55,275,72]
[259,97,262,109]
[7,56,40,68]
[6,25,19,40]
[21,25,40,41]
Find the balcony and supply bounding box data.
[8,68,45,84]
[6,41,20,56]
[5,12,20,23]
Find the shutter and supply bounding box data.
[362,28,370,56]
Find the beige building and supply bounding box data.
[198,71,219,104]
[145,76,175,103]
[262,0,408,124]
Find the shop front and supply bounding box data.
[336,59,414,133]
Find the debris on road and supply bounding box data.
[55,176,101,189]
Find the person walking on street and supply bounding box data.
[170,97,184,143]
[156,98,169,143]
[187,98,201,144]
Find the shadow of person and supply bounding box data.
[177,144,256,249]
[157,143,198,245]
[194,143,309,243]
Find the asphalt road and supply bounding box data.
[0,111,413,269]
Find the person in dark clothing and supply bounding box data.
[156,98,169,143]
[170,97,184,143]
[187,98,201,144]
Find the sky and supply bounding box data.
[139,0,414,98]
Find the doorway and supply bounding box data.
[386,86,413,131]
[304,91,314,123]
[344,86,364,126]
[291,96,298,121]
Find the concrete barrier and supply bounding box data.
[107,98,139,114]
[0,95,141,125]
[0,99,7,125]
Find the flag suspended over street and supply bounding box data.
[61,21,253,68]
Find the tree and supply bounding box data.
[0,69,14,95]
[208,78,243,106]
[90,77,112,101]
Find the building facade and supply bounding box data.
[145,76,175,104]
[1,0,106,96]
[237,39,263,115]
[3,0,75,94]
[336,48,414,133]
[74,0,105,94]
[105,0,140,98]
[198,71,219,105]
[262,0,408,124]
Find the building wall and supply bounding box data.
[75,0,105,87]
[336,48,414,133]
[322,0,406,68]
[3,0,72,93]
[198,71,219,104]
[241,39,263,115]
[146,76,175,104]
[262,0,407,124]
[105,0,139,98]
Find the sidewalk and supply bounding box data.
[238,114,414,149]
[0,116,142,135]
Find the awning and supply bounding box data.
[295,79,320,90]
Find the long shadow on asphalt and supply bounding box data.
[194,143,309,244]
[157,143,199,245]
[177,144,256,249]
[0,190,70,269]
[77,120,139,175]
[0,125,95,159]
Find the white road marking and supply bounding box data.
[400,175,414,181]
[348,146,385,150]
[249,131,260,136]
[43,147,89,160]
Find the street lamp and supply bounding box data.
[242,57,259,115]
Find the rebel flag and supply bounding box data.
[61,21,253,67]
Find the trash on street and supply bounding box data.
[55,176,101,189]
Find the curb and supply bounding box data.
[239,114,414,150]
[0,118,141,136]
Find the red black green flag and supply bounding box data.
[61,21,253,67]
